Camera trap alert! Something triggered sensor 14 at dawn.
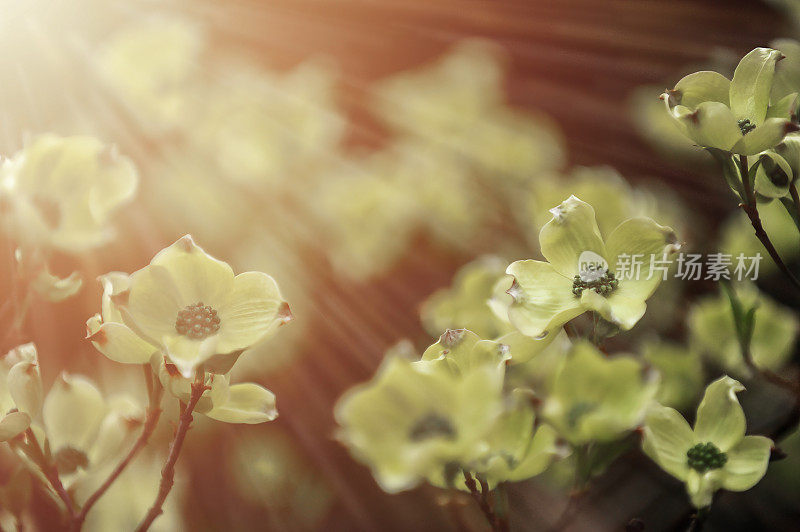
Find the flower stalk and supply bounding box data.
[21,428,76,519]
[736,155,800,291]
[462,471,508,532]
[136,373,208,532]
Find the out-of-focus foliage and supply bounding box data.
[230,429,332,528]
[688,283,799,376]
[77,456,184,532]
[641,340,704,411]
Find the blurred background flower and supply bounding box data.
[0,0,798,530]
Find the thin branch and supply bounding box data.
[737,155,800,291]
[687,506,710,532]
[70,366,164,531]
[22,428,76,519]
[462,471,506,532]
[135,373,207,532]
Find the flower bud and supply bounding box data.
[8,360,43,419]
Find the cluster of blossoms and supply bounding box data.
[337,187,784,529]
[0,135,138,302]
[1,235,291,530]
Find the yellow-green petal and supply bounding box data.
[148,235,234,306]
[686,469,723,508]
[85,316,159,365]
[732,118,798,156]
[641,403,694,481]
[674,71,731,108]
[539,195,606,277]
[730,47,783,124]
[505,260,584,338]
[162,334,220,378]
[693,376,746,452]
[8,360,43,419]
[206,382,278,424]
[126,264,184,342]
[0,412,31,442]
[216,271,289,354]
[721,435,772,491]
[765,92,799,121]
[673,101,742,151]
[43,374,106,452]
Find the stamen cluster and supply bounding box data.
[686,442,728,473]
[572,271,618,297]
[737,118,756,135]
[175,302,220,339]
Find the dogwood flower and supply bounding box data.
[662,47,799,155]
[334,331,506,492]
[642,376,772,508]
[542,341,658,445]
[0,135,137,253]
[98,235,291,377]
[506,196,679,338]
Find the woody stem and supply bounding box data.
[135,372,207,532]
[737,155,800,291]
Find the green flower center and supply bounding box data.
[686,442,727,473]
[572,271,618,297]
[175,302,220,340]
[408,413,457,442]
[738,119,756,135]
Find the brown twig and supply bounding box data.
[22,428,76,519]
[135,373,207,532]
[462,471,507,531]
[737,155,800,291]
[70,366,164,531]
[687,506,710,532]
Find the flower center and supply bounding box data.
[738,119,756,135]
[408,413,457,442]
[572,271,618,297]
[686,442,727,473]
[175,302,220,340]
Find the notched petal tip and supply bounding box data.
[277,301,293,326]
[505,279,523,303]
[85,321,108,346]
[662,88,681,107]
[177,234,197,251]
[439,328,467,348]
